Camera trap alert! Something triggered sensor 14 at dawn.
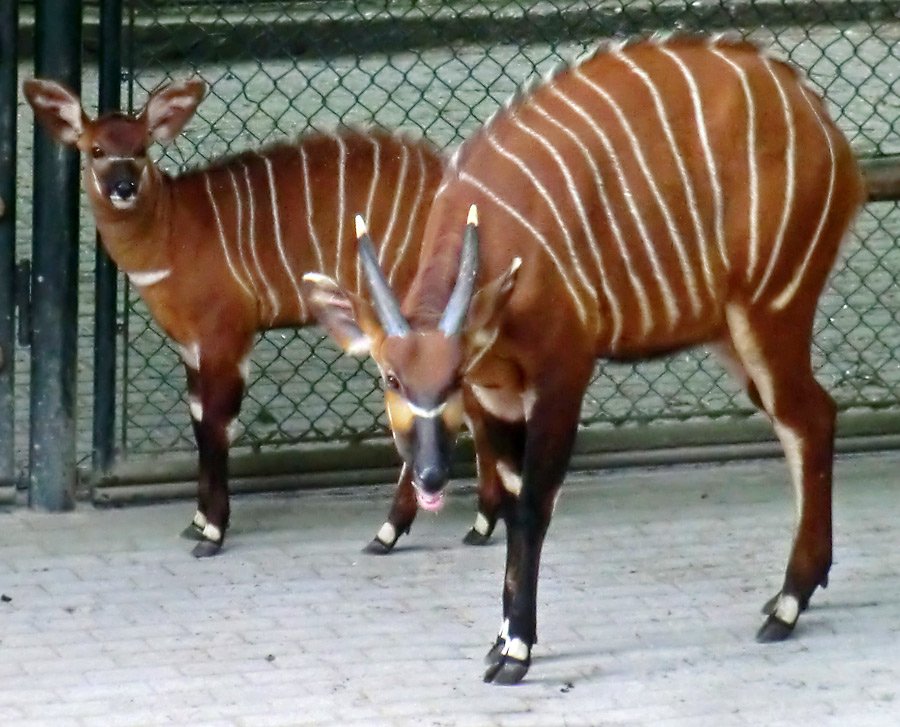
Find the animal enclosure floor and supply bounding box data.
[2,452,900,726]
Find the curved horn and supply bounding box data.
[438,205,480,337]
[356,215,410,337]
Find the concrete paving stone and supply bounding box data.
[0,706,24,723]
[6,719,83,727]
[59,680,181,703]
[0,644,60,664]
[19,655,117,678]
[0,688,56,707]
[83,664,184,686]
[235,711,324,727]
[84,622,190,642]
[3,453,900,724]
[377,693,521,718]
[240,663,343,686]
[28,698,116,719]
[79,710,180,727]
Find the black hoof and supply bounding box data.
[484,637,505,666]
[362,538,395,555]
[484,655,530,685]
[463,528,493,546]
[191,538,223,558]
[180,523,204,541]
[756,613,795,642]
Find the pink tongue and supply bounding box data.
[416,489,445,512]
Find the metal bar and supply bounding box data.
[119,0,136,459]
[92,0,123,474]
[29,0,82,511]
[0,0,18,493]
[859,156,900,202]
[80,0,900,65]
[90,407,900,498]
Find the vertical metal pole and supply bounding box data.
[0,0,18,493]
[93,0,122,473]
[29,0,83,510]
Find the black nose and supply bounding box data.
[112,179,137,199]
[415,464,447,493]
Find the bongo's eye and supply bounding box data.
[91,146,105,159]
[385,374,400,392]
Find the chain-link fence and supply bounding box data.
[100,0,900,477]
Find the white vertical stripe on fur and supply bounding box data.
[770,89,837,311]
[568,69,680,328]
[202,171,254,300]
[773,420,805,531]
[523,99,620,342]
[263,156,306,318]
[378,142,410,267]
[364,133,382,226]
[496,461,522,496]
[710,48,760,279]
[238,352,251,383]
[658,45,728,271]
[724,304,809,532]
[188,395,203,422]
[241,161,280,320]
[548,86,654,338]
[359,133,383,294]
[178,342,201,372]
[331,132,348,285]
[299,146,326,273]
[616,49,715,300]
[388,144,427,285]
[485,124,596,315]
[574,66,700,318]
[752,59,798,303]
[227,419,241,444]
[225,168,260,307]
[457,172,588,324]
[89,166,105,198]
[725,304,775,413]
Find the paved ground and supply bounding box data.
[2,452,900,726]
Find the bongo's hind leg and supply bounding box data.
[724,305,834,641]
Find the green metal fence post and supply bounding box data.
[92,0,122,474]
[0,0,17,493]
[29,0,83,510]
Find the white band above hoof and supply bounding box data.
[376,522,397,546]
[201,523,223,543]
[774,594,800,624]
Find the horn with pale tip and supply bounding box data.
[438,205,481,336]
[356,214,410,337]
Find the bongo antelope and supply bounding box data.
[26,77,491,556]
[305,35,865,683]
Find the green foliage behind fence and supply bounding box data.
[116,0,900,464]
